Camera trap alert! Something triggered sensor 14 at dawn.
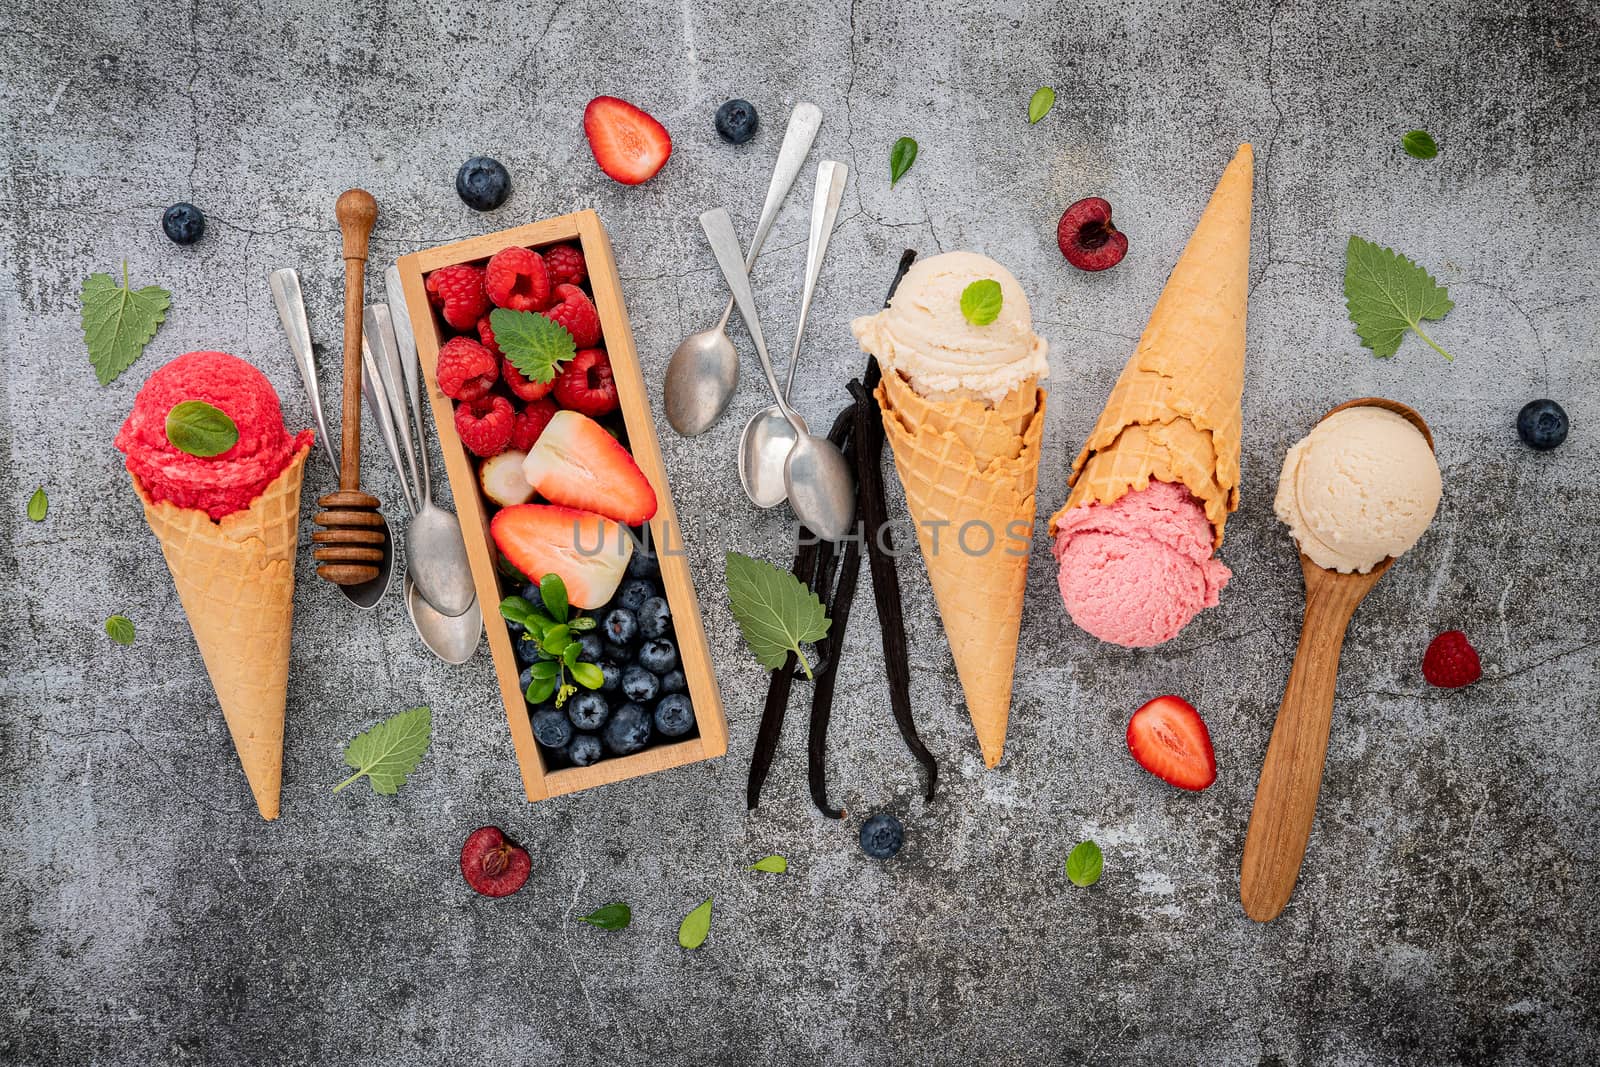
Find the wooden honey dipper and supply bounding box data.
[312,189,386,586]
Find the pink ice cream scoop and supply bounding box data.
[1052,480,1230,648]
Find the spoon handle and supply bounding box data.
[360,315,420,517]
[270,268,339,472]
[364,304,425,509]
[782,160,849,399]
[700,208,795,428]
[1239,564,1371,921]
[385,264,432,504]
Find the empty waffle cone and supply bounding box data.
[1053,144,1253,547]
[877,379,1046,767]
[131,446,310,820]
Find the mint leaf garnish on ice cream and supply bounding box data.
[333,706,433,795]
[81,262,171,386]
[724,551,830,679]
[1343,236,1457,361]
[164,400,239,458]
[960,279,1003,326]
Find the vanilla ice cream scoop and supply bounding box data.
[1274,405,1441,573]
[851,250,1048,403]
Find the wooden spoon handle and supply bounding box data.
[335,189,378,492]
[1240,573,1367,921]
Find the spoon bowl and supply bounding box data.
[405,574,481,664]
[1240,396,1433,923]
[739,407,799,507]
[784,430,857,541]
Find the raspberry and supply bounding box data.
[484,246,552,311]
[476,315,501,359]
[426,264,490,330]
[435,336,497,401]
[544,243,588,288]
[543,283,602,348]
[553,348,619,417]
[503,358,554,403]
[510,398,558,451]
[454,394,515,457]
[1422,630,1482,689]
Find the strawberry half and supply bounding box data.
[1126,695,1216,791]
[583,96,672,185]
[522,410,657,525]
[490,503,634,610]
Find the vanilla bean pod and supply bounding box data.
[746,534,823,809]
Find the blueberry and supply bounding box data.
[162,202,205,245]
[1517,399,1569,451]
[504,618,527,640]
[513,635,541,665]
[603,703,652,755]
[599,659,623,694]
[715,99,758,144]
[604,607,638,648]
[567,690,610,732]
[638,637,677,674]
[520,583,545,612]
[564,732,603,767]
[456,155,511,212]
[859,813,904,859]
[531,708,573,749]
[654,693,695,737]
[627,549,659,580]
[578,633,605,663]
[660,669,687,695]
[638,597,671,639]
[617,578,655,613]
[621,665,659,704]
[519,664,536,691]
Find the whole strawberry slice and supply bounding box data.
[583,96,672,185]
[490,503,634,609]
[522,410,657,525]
[553,348,617,416]
[426,263,490,330]
[1126,695,1216,791]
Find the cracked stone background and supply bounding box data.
[2,0,1597,1063]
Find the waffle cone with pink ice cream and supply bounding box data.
[115,351,314,819]
[1048,144,1253,647]
[853,251,1049,768]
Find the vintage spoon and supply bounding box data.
[1239,397,1435,923]
[664,103,822,436]
[738,159,849,508]
[406,575,481,664]
[700,207,855,541]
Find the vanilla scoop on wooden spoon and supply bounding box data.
[1240,397,1439,923]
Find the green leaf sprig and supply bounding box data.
[724,551,830,680]
[333,706,433,795]
[499,573,603,707]
[890,137,918,186]
[81,262,171,386]
[579,903,632,930]
[1028,87,1055,124]
[1066,840,1104,887]
[960,279,1003,326]
[490,307,577,385]
[27,487,47,521]
[679,896,713,949]
[105,614,135,646]
[750,855,788,874]
[1401,130,1438,159]
[1343,235,1457,361]
[165,400,239,458]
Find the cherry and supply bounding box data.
[459,826,531,897]
[1057,197,1129,272]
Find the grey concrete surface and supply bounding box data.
[2,0,1597,1063]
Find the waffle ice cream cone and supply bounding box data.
[876,376,1046,767]
[1051,144,1254,548]
[131,445,310,820]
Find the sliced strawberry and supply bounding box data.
[521,410,657,525]
[479,449,533,508]
[1126,695,1216,791]
[490,503,634,609]
[583,96,672,185]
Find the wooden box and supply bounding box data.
[395,210,727,801]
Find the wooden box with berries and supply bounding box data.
[396,210,727,802]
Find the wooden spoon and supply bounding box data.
[1239,397,1434,922]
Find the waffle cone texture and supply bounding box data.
[1051,144,1254,548]
[876,371,1046,767]
[130,445,310,820]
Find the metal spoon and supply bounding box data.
[738,159,849,508]
[699,207,855,541]
[270,267,392,609]
[363,303,475,617]
[664,102,823,436]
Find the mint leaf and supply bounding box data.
[164,400,238,458]
[81,262,170,386]
[105,614,135,646]
[750,855,787,874]
[724,551,830,679]
[579,903,631,930]
[890,137,918,186]
[539,573,569,623]
[678,896,713,949]
[960,279,1003,326]
[1066,840,1103,887]
[1402,130,1438,159]
[27,487,47,522]
[490,307,576,384]
[1343,236,1457,361]
[1028,86,1055,124]
[332,706,432,795]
